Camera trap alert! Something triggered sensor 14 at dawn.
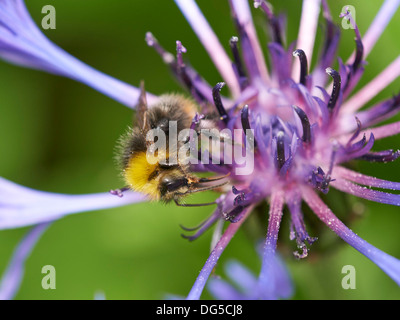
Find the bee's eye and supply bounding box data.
[160,176,188,195]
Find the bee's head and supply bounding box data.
[159,173,190,199]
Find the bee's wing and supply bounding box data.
[136,81,150,132]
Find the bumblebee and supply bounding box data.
[113,83,228,206]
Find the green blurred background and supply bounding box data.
[0,0,400,299]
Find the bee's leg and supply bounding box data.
[175,155,191,177]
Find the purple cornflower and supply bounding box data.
[1,0,400,300]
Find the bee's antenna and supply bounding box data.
[198,172,231,183]
[174,199,217,207]
[187,181,229,194]
[173,179,229,207]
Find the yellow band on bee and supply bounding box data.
[124,151,161,201]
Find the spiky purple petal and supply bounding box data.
[0,177,146,229]
[0,222,51,300]
[186,206,252,300]
[302,187,400,286]
[0,0,156,107]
